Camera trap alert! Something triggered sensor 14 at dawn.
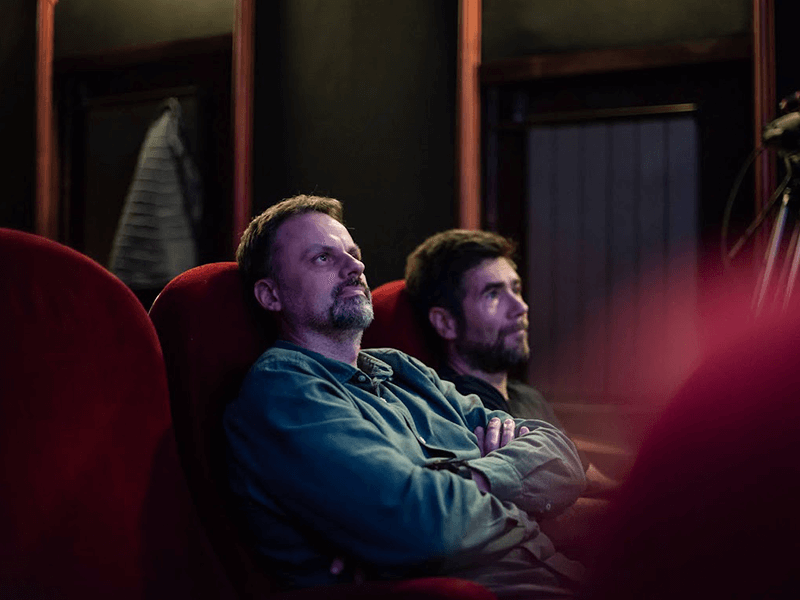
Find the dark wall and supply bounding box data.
[775,0,800,106]
[0,1,233,235]
[0,0,36,231]
[254,0,458,287]
[54,0,234,57]
[482,0,751,61]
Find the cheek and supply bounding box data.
[464,311,498,340]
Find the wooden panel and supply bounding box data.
[526,127,557,392]
[666,118,700,366]
[456,0,481,229]
[481,35,751,84]
[607,121,639,399]
[635,120,668,376]
[233,0,254,253]
[580,123,610,397]
[524,115,699,404]
[553,124,582,396]
[36,0,58,239]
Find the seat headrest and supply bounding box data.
[362,279,438,368]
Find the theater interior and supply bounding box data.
[2,1,799,598]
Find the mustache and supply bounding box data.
[499,319,528,336]
[333,277,371,298]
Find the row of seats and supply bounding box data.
[4,227,798,598]
[0,228,493,599]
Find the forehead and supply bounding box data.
[275,211,354,255]
[462,257,519,292]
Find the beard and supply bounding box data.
[329,277,374,330]
[455,324,530,374]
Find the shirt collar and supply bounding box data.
[273,340,394,383]
[357,351,394,381]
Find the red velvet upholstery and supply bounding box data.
[0,228,228,599]
[149,263,496,600]
[587,307,800,599]
[149,262,277,598]
[362,279,438,367]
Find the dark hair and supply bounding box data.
[236,194,344,293]
[404,229,517,327]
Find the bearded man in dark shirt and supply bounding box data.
[404,229,618,499]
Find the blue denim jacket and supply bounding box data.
[224,342,585,589]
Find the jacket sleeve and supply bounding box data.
[423,360,587,518]
[224,355,542,572]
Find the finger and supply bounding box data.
[474,426,486,456]
[519,426,530,436]
[330,557,345,575]
[501,418,515,447]
[485,418,501,453]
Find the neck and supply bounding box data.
[279,322,362,367]
[446,351,510,399]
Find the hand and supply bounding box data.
[474,417,530,457]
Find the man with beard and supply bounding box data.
[224,195,587,599]
[404,230,616,496]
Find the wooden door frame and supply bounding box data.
[232,0,254,254]
[457,0,482,229]
[36,0,58,239]
[38,0,774,246]
[35,0,485,245]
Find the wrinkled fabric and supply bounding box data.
[224,342,585,594]
[109,98,202,289]
[438,368,590,472]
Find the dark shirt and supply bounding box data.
[437,365,589,472]
[438,365,564,428]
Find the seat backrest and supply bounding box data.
[149,262,278,597]
[150,265,499,600]
[361,279,438,367]
[587,306,800,599]
[0,228,224,599]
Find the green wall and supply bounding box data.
[254,1,458,287]
[483,0,751,61]
[54,0,234,57]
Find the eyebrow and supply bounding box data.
[480,277,521,295]
[302,243,362,259]
[480,281,505,295]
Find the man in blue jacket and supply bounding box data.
[224,195,586,599]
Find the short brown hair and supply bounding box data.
[404,229,517,326]
[236,194,344,292]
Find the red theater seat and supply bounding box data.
[361,279,438,367]
[0,228,228,599]
[587,306,800,599]
[149,262,496,600]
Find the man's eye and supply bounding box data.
[314,253,329,263]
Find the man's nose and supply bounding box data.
[342,253,365,279]
[510,292,528,317]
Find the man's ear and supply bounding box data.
[428,306,458,341]
[254,278,281,312]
